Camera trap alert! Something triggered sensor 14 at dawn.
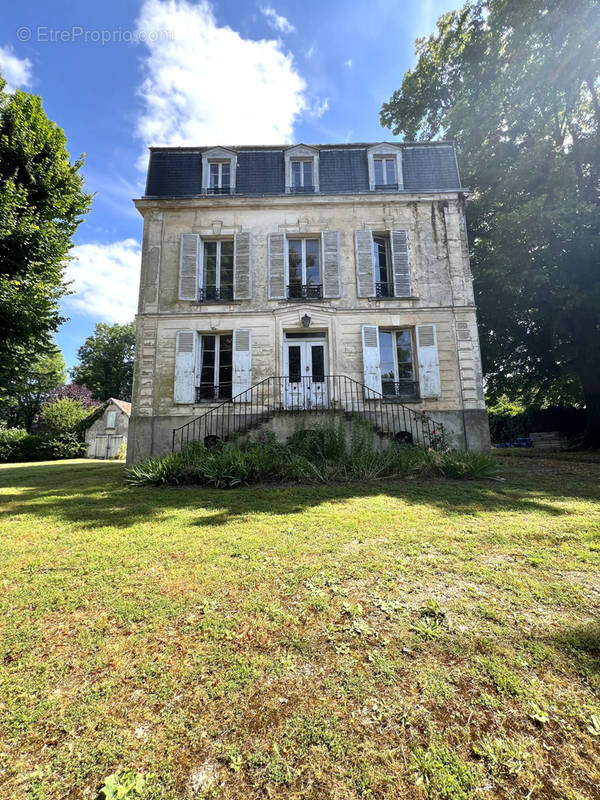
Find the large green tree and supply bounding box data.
[381,0,600,443]
[0,345,66,432]
[0,77,92,397]
[72,322,136,402]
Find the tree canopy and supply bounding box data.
[381,0,600,442]
[71,322,136,402]
[0,345,66,432]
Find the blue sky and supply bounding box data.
[0,0,455,370]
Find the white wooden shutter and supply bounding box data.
[355,230,375,297]
[321,231,341,298]
[390,230,411,297]
[234,232,251,300]
[361,325,382,398]
[106,410,117,429]
[174,330,197,403]
[268,233,286,299]
[179,234,201,300]
[416,324,441,398]
[232,329,252,402]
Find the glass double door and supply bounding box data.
[283,339,328,410]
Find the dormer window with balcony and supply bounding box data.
[367,143,403,192]
[202,147,236,195]
[285,144,319,193]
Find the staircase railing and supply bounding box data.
[171,375,445,452]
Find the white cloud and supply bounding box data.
[135,0,309,164]
[64,239,140,324]
[304,46,316,59]
[344,59,353,69]
[260,4,295,34]
[0,45,32,93]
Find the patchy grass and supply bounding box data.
[1,455,599,799]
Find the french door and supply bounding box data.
[283,338,328,410]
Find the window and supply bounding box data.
[373,235,393,297]
[208,161,231,193]
[290,160,314,192]
[197,334,233,401]
[106,410,117,429]
[201,240,234,302]
[287,238,322,299]
[285,145,319,193]
[202,147,236,194]
[379,329,417,397]
[366,144,402,191]
[373,157,396,188]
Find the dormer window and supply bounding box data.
[202,147,236,195]
[291,160,313,193]
[374,157,396,188]
[209,161,231,194]
[285,145,319,193]
[367,144,403,192]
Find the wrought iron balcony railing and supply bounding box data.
[381,380,418,398]
[198,287,234,302]
[287,283,323,300]
[287,185,315,193]
[375,281,393,298]
[195,384,233,403]
[205,187,232,195]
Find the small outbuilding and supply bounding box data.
[85,398,131,459]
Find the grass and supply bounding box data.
[0,455,599,799]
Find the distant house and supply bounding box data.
[85,399,131,459]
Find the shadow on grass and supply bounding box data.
[0,457,598,532]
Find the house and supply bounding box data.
[127,142,490,464]
[85,398,131,459]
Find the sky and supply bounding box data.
[0,0,456,371]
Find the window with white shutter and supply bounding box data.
[361,324,382,398]
[232,329,252,402]
[179,234,201,301]
[268,233,286,299]
[355,230,375,297]
[234,232,251,300]
[416,324,441,398]
[174,330,197,403]
[321,231,341,298]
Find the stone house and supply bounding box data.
[128,141,489,463]
[85,398,130,459]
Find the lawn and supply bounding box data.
[1,457,599,799]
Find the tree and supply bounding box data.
[47,383,98,409]
[0,76,92,398]
[381,0,600,443]
[72,322,136,402]
[0,345,66,432]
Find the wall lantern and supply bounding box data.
[301,314,311,328]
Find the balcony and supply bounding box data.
[195,384,232,403]
[287,283,323,300]
[375,281,394,298]
[205,187,232,195]
[287,185,315,194]
[381,380,418,399]
[197,287,234,303]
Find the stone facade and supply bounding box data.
[128,143,490,463]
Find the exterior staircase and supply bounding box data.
[171,375,445,452]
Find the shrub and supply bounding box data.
[39,397,89,437]
[0,429,47,462]
[0,428,28,462]
[42,433,87,459]
[116,441,127,460]
[126,418,500,488]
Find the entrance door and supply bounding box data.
[284,338,328,410]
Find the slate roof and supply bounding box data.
[143,142,463,198]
